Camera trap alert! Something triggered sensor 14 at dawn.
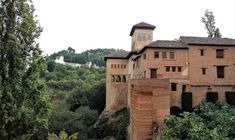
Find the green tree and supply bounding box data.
[47,60,56,72]
[201,9,222,38]
[48,131,78,140]
[0,0,51,139]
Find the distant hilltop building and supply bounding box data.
[104,22,235,140]
[55,56,99,68]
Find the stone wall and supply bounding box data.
[130,79,170,140]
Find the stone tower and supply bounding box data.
[130,22,156,51]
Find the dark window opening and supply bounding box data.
[166,67,170,72]
[117,64,120,68]
[172,67,176,72]
[143,71,146,78]
[154,52,159,58]
[200,49,204,56]
[116,76,121,82]
[182,85,186,92]
[217,66,225,78]
[170,106,182,116]
[150,69,157,79]
[171,83,177,91]
[178,67,182,72]
[202,68,206,75]
[162,52,167,59]
[114,64,116,69]
[216,49,224,58]
[111,64,113,69]
[170,52,175,59]
[123,64,126,69]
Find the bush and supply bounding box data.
[206,92,218,103]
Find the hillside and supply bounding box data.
[49,47,122,67]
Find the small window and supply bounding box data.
[162,52,167,59]
[200,49,204,56]
[123,64,126,69]
[154,52,159,58]
[178,67,182,72]
[150,69,157,79]
[133,64,135,69]
[216,49,224,58]
[170,52,175,59]
[143,54,146,59]
[172,67,176,72]
[111,64,113,69]
[114,64,116,69]
[166,67,170,72]
[117,64,120,68]
[202,68,206,75]
[171,83,177,91]
[143,71,146,78]
[217,66,225,78]
[121,64,123,69]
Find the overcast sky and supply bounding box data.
[33,0,235,55]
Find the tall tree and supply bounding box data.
[201,10,222,38]
[0,0,51,139]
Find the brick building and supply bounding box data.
[104,22,235,140]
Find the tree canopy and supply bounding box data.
[0,0,51,139]
[201,10,222,38]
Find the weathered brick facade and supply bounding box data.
[105,22,235,140]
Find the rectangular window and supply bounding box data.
[111,64,113,69]
[182,85,186,92]
[150,69,157,79]
[123,64,126,69]
[172,66,176,72]
[143,54,146,59]
[216,49,224,58]
[217,66,225,78]
[133,64,135,69]
[200,49,204,56]
[162,52,167,59]
[178,67,182,72]
[202,68,206,75]
[170,52,175,59]
[166,66,170,72]
[154,52,159,58]
[171,83,177,91]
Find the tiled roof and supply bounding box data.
[130,22,156,36]
[148,40,186,48]
[104,50,129,60]
[180,36,235,46]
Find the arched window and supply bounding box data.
[116,75,121,82]
[111,76,115,82]
[114,64,116,69]
[122,76,126,82]
[111,64,113,69]
[117,64,120,68]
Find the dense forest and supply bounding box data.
[45,56,129,140]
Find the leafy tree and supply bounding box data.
[47,60,56,72]
[67,47,75,54]
[0,0,51,139]
[201,9,222,38]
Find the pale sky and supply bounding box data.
[33,0,235,55]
